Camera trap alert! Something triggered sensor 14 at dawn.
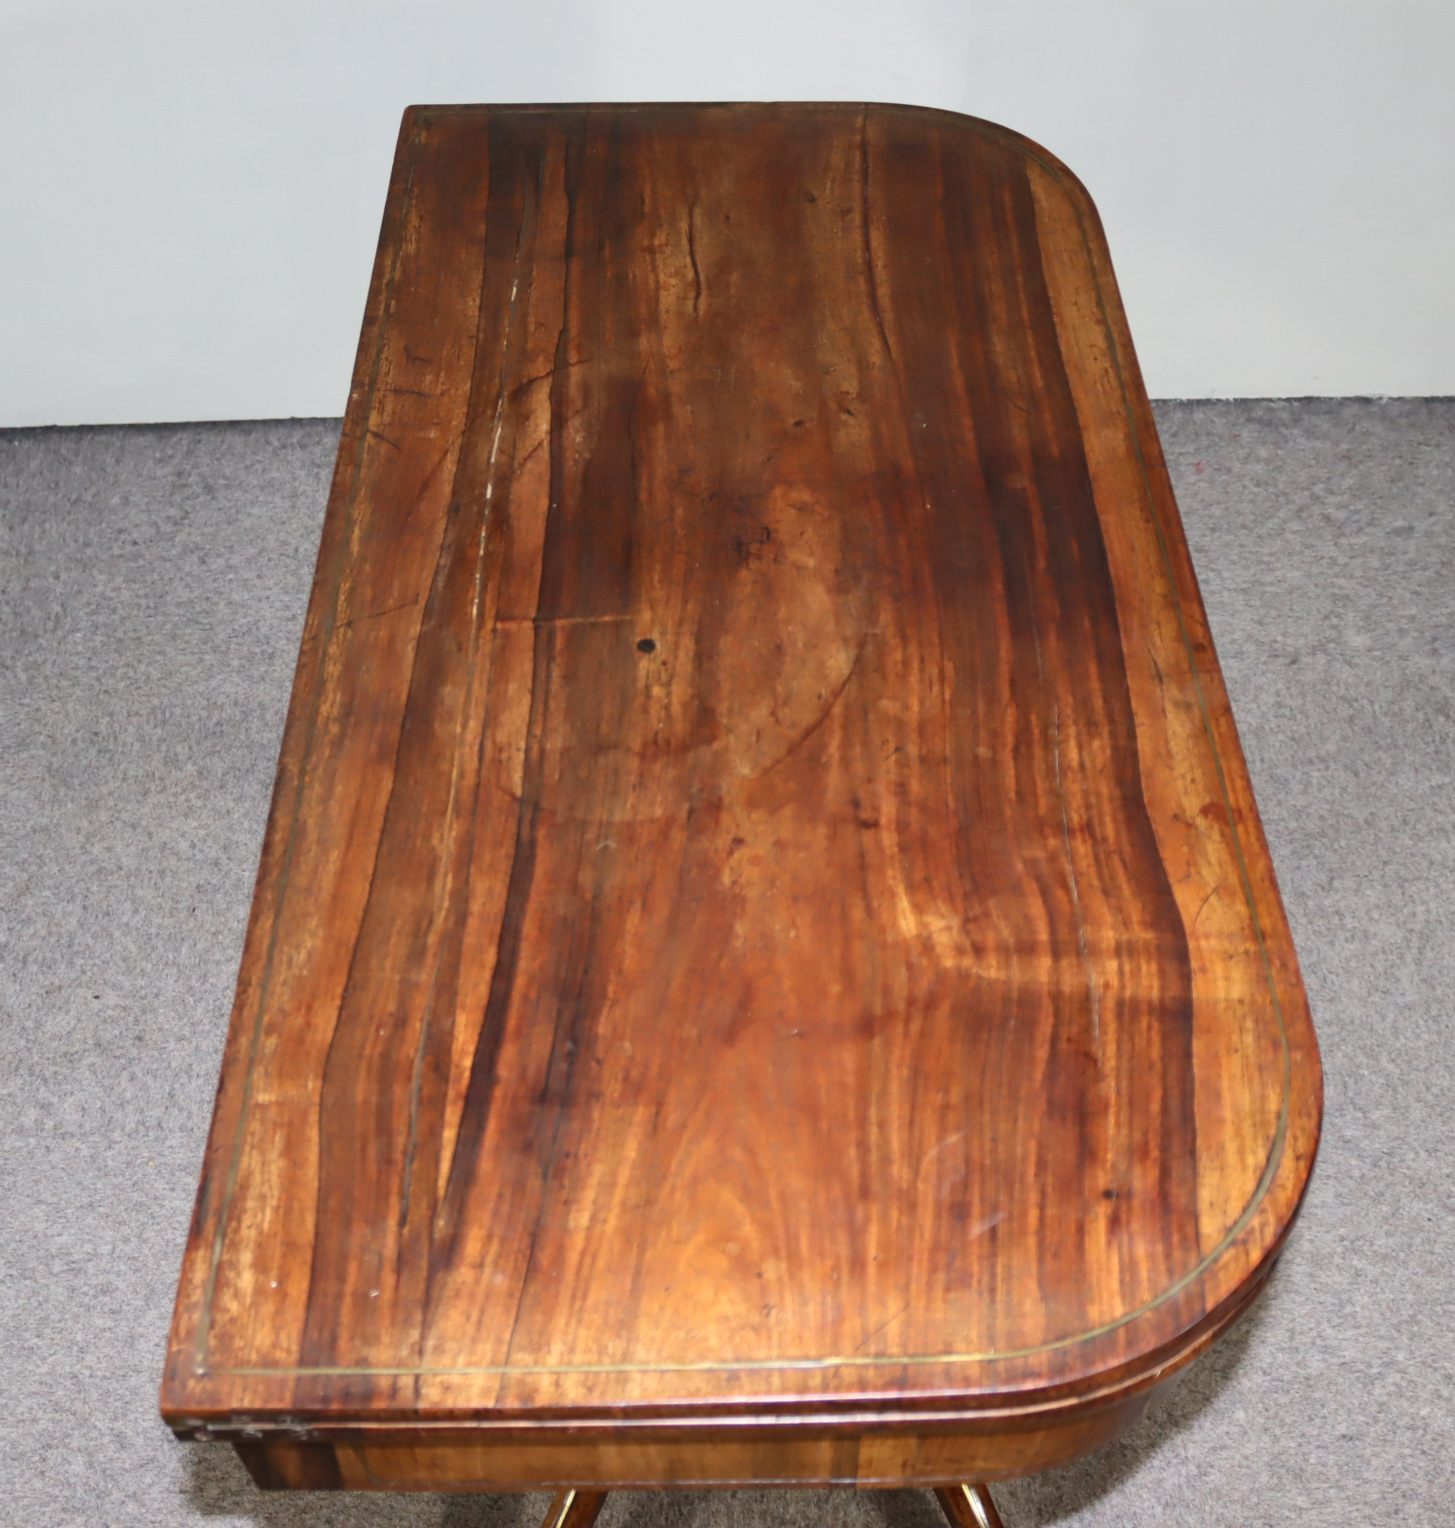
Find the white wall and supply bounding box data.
[2,0,1451,426]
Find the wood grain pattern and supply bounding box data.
[227,1383,1163,1492]
[201,1251,1273,1488]
[162,102,1319,1479]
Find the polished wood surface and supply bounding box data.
[936,1484,1005,1528]
[229,1381,1158,1491]
[203,1260,1268,1489]
[543,1489,608,1528]
[162,102,1320,1478]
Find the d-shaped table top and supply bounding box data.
[163,102,1319,1476]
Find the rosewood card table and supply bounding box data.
[162,103,1321,1525]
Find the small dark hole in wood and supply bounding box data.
[637,638,657,653]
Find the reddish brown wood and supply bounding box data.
[234,1436,343,1491]
[936,1484,1005,1528]
[543,1489,608,1528]
[161,102,1320,1494]
[202,1254,1268,1490]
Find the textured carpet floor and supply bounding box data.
[1,400,1452,1526]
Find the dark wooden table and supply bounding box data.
[162,103,1321,1526]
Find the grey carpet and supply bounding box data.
[1,399,1451,1526]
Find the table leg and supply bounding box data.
[934,1483,1005,1528]
[541,1489,609,1528]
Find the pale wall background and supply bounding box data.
[2,0,1452,427]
